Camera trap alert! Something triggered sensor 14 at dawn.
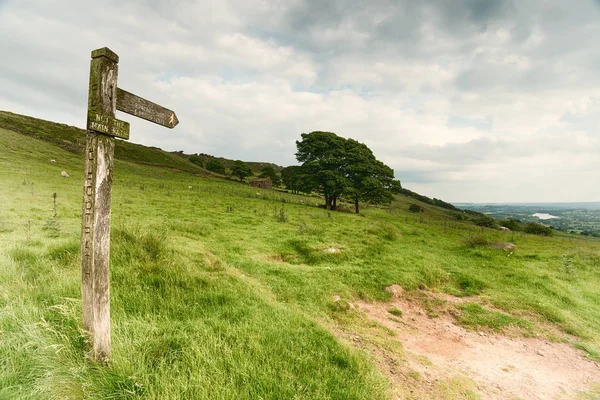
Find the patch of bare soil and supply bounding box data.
[264,254,286,263]
[353,287,600,400]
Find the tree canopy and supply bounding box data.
[258,165,281,186]
[281,165,305,194]
[188,154,204,168]
[294,131,401,212]
[206,158,226,174]
[231,160,253,181]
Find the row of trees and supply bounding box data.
[284,131,401,213]
[190,154,280,183]
[189,131,401,213]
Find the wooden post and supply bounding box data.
[80,46,177,362]
[81,47,119,363]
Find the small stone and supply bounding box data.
[332,295,341,302]
[61,171,70,178]
[537,350,545,357]
[478,332,485,337]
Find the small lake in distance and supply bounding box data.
[532,213,559,220]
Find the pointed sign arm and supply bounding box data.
[116,88,179,129]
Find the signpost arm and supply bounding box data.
[81,47,118,363]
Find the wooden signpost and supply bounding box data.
[82,47,178,362]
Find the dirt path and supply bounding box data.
[351,287,600,399]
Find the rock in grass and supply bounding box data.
[61,171,70,178]
[490,242,516,251]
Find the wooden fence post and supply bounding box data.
[81,47,119,363]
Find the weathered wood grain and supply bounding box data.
[81,46,180,363]
[116,88,179,128]
[82,47,117,363]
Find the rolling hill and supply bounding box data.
[1,112,599,399]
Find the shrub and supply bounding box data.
[464,234,489,248]
[188,155,204,168]
[452,212,466,221]
[206,158,226,174]
[524,222,553,236]
[408,204,423,213]
[498,218,522,231]
[473,215,496,228]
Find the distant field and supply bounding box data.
[1,121,600,399]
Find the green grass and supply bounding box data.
[387,307,403,317]
[456,303,534,334]
[2,117,600,399]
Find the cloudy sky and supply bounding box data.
[1,0,600,202]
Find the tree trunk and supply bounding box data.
[325,194,330,210]
[355,199,359,214]
[332,196,337,210]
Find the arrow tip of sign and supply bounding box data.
[169,112,179,128]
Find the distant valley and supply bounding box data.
[455,202,600,236]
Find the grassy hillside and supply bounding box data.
[0,110,278,177]
[1,120,600,399]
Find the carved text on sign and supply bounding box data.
[87,112,130,140]
[82,142,95,271]
[116,88,179,129]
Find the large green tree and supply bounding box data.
[281,165,307,194]
[295,131,349,210]
[343,139,399,213]
[295,131,400,211]
[231,160,253,181]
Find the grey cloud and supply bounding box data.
[2,0,600,202]
[400,138,504,165]
[396,169,448,184]
[400,134,600,167]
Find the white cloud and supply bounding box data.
[1,0,600,202]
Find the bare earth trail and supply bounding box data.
[347,286,600,399]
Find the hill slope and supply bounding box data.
[0,110,281,176]
[1,118,599,399]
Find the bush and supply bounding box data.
[188,155,204,168]
[206,158,226,174]
[464,234,489,248]
[498,218,522,231]
[408,204,423,213]
[524,222,553,236]
[452,212,467,221]
[473,215,496,228]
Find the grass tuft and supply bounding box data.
[457,303,533,334]
[463,234,489,248]
[388,307,403,317]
